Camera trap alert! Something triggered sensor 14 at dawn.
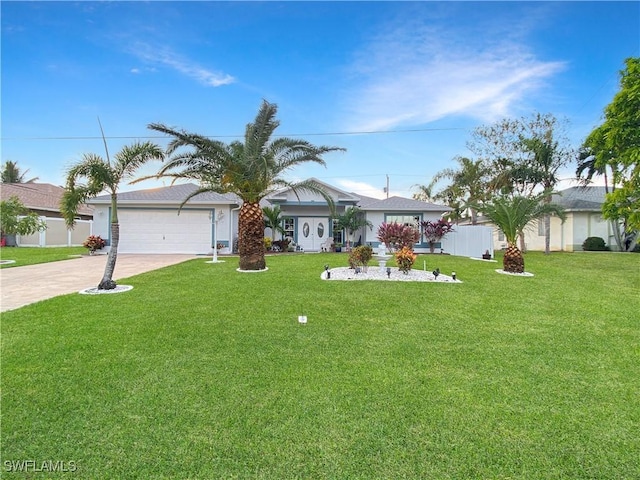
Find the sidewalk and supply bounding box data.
[0,254,197,312]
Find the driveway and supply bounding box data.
[0,254,198,312]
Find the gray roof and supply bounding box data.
[358,195,452,212]
[89,183,240,205]
[552,186,606,211]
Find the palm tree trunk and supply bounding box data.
[504,241,524,273]
[99,222,118,290]
[238,202,266,271]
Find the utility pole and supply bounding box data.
[385,174,389,199]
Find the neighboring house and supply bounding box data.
[0,183,93,247]
[483,186,615,252]
[88,178,495,256]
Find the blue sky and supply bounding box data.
[2,1,639,198]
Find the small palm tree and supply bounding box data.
[263,205,285,243]
[475,191,566,273]
[1,160,39,183]
[61,141,164,289]
[147,100,344,270]
[333,206,372,250]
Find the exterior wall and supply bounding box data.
[17,217,92,247]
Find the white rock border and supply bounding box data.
[236,267,269,273]
[79,285,134,295]
[469,257,498,263]
[0,259,16,265]
[321,267,461,283]
[495,269,534,277]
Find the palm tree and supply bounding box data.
[147,100,344,270]
[1,160,39,183]
[61,141,164,289]
[263,205,285,243]
[475,191,566,273]
[432,157,491,224]
[333,206,372,250]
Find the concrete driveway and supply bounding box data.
[0,254,198,312]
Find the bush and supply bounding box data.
[582,236,609,251]
[264,237,272,251]
[348,245,373,269]
[83,235,106,252]
[377,222,420,251]
[395,246,417,273]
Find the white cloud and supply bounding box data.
[343,17,565,131]
[127,42,234,87]
[335,179,404,199]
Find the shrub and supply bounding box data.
[264,237,272,251]
[582,236,608,251]
[377,222,420,251]
[348,245,373,270]
[83,235,106,252]
[420,219,454,253]
[395,246,417,273]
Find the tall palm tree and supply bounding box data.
[61,141,164,289]
[263,205,285,243]
[475,191,566,273]
[1,160,39,183]
[333,206,372,250]
[147,100,344,270]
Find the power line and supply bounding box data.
[0,126,468,141]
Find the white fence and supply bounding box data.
[17,217,93,247]
[441,225,494,259]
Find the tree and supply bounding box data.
[332,206,372,250]
[429,157,492,224]
[147,100,344,270]
[475,191,566,273]
[412,178,438,202]
[0,196,46,244]
[61,141,164,289]
[469,113,574,253]
[263,205,285,243]
[420,219,454,253]
[1,161,39,183]
[580,57,640,251]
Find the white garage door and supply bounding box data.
[118,209,212,254]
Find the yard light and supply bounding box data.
[386,267,391,278]
[452,271,456,280]
[324,264,330,279]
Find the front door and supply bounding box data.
[298,217,328,251]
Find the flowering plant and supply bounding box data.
[83,235,105,252]
[420,219,454,253]
[377,222,420,251]
[395,246,417,274]
[348,245,373,270]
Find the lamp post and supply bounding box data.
[208,210,225,264]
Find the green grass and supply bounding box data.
[0,246,87,268]
[2,252,639,479]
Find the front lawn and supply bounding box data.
[1,252,639,478]
[0,246,87,268]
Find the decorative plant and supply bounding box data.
[263,237,273,251]
[420,219,455,253]
[348,245,373,270]
[83,235,106,253]
[377,222,420,252]
[394,246,417,274]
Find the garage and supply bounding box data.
[117,209,212,254]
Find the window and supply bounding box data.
[332,219,343,244]
[498,230,505,242]
[538,219,545,236]
[317,222,325,237]
[283,217,295,239]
